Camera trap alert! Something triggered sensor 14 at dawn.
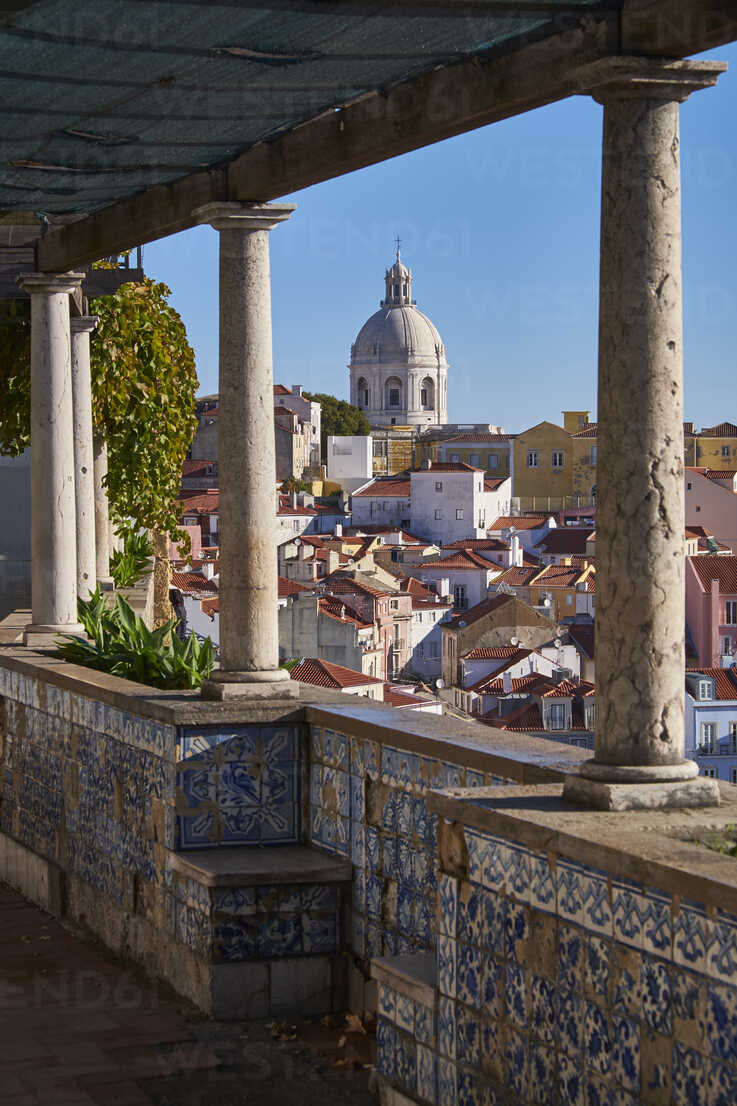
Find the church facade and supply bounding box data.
[349,248,449,427]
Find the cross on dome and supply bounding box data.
[383,241,412,307]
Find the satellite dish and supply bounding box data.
[458,620,466,628]
[435,678,445,689]
[510,636,519,646]
[543,597,551,607]
[554,638,562,649]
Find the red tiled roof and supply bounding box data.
[534,564,595,589]
[492,566,540,587]
[273,384,292,395]
[318,595,372,629]
[444,538,509,552]
[182,459,217,476]
[382,684,427,707]
[534,529,595,555]
[689,556,737,593]
[201,597,219,617]
[483,673,553,696]
[278,576,308,598]
[705,469,737,480]
[465,650,535,691]
[573,423,598,438]
[171,571,218,595]
[461,645,523,660]
[353,476,411,497]
[701,423,737,437]
[429,549,499,571]
[489,515,552,531]
[290,657,382,689]
[538,678,584,698]
[686,667,737,701]
[484,478,507,491]
[321,572,391,598]
[568,623,595,658]
[179,491,219,514]
[492,700,589,732]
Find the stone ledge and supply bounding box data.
[170,845,353,887]
[427,781,737,915]
[371,953,436,1008]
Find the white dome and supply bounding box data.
[353,305,445,363]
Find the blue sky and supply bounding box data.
[145,43,737,435]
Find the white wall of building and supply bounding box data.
[327,435,373,493]
[410,469,487,545]
[685,469,737,553]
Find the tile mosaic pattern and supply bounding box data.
[175,723,304,848]
[375,821,737,1106]
[377,987,436,1104]
[309,726,512,959]
[211,881,343,961]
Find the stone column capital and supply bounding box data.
[70,315,99,335]
[576,57,727,104]
[18,271,85,296]
[192,201,295,233]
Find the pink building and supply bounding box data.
[685,555,737,668]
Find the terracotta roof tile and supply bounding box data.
[489,515,552,531]
[318,595,372,629]
[689,556,737,593]
[201,597,219,617]
[171,571,218,595]
[440,433,510,443]
[382,684,428,707]
[686,667,737,701]
[353,476,411,497]
[701,422,737,437]
[290,657,382,689]
[573,422,598,438]
[492,566,539,587]
[178,491,219,514]
[273,384,292,395]
[446,593,515,628]
[534,529,595,555]
[483,674,553,696]
[444,538,508,552]
[568,623,595,658]
[461,645,526,661]
[429,549,499,571]
[412,462,482,473]
[705,469,737,480]
[278,576,308,598]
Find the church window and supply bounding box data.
[389,389,400,407]
[421,388,428,405]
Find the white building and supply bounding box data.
[349,247,448,427]
[327,435,373,493]
[409,463,509,546]
[351,474,411,530]
[685,667,737,783]
[412,548,502,612]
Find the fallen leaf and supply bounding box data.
[344,1013,367,1035]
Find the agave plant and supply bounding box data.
[110,528,154,588]
[56,588,215,690]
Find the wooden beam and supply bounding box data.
[36,0,737,272]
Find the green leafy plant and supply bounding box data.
[110,528,154,588]
[0,275,198,547]
[56,588,215,690]
[694,824,737,858]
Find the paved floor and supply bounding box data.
[0,884,376,1106]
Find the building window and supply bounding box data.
[702,722,716,753]
[726,601,737,625]
[434,509,443,520]
[456,508,464,520]
[450,453,461,463]
[487,453,499,469]
[527,450,539,468]
[389,389,400,407]
[699,679,714,700]
[590,446,597,465]
[703,767,717,778]
[730,722,737,754]
[417,642,424,658]
[390,599,399,610]
[550,703,565,730]
[293,520,301,532]
[454,585,467,609]
[435,481,443,492]
[428,641,439,658]
[687,481,692,490]
[469,453,481,468]
[552,450,565,469]
[421,387,428,405]
[722,445,731,458]
[731,768,737,784]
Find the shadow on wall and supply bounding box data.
[0,451,30,619]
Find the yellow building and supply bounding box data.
[413,432,512,477]
[371,427,416,475]
[688,422,737,470]
[512,412,597,510]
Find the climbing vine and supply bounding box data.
[0,276,198,541]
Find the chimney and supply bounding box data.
[202,561,214,580]
[292,385,303,397]
[503,670,512,693]
[326,550,340,574]
[290,491,298,508]
[335,522,343,538]
[510,533,521,566]
[340,604,346,621]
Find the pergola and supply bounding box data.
[2,0,736,810]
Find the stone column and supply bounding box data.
[19,273,86,643]
[193,202,297,699]
[93,432,114,589]
[70,315,99,600]
[563,59,726,811]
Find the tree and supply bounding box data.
[0,277,198,542]
[303,392,371,459]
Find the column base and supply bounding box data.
[201,669,298,701]
[24,623,85,649]
[563,772,721,812]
